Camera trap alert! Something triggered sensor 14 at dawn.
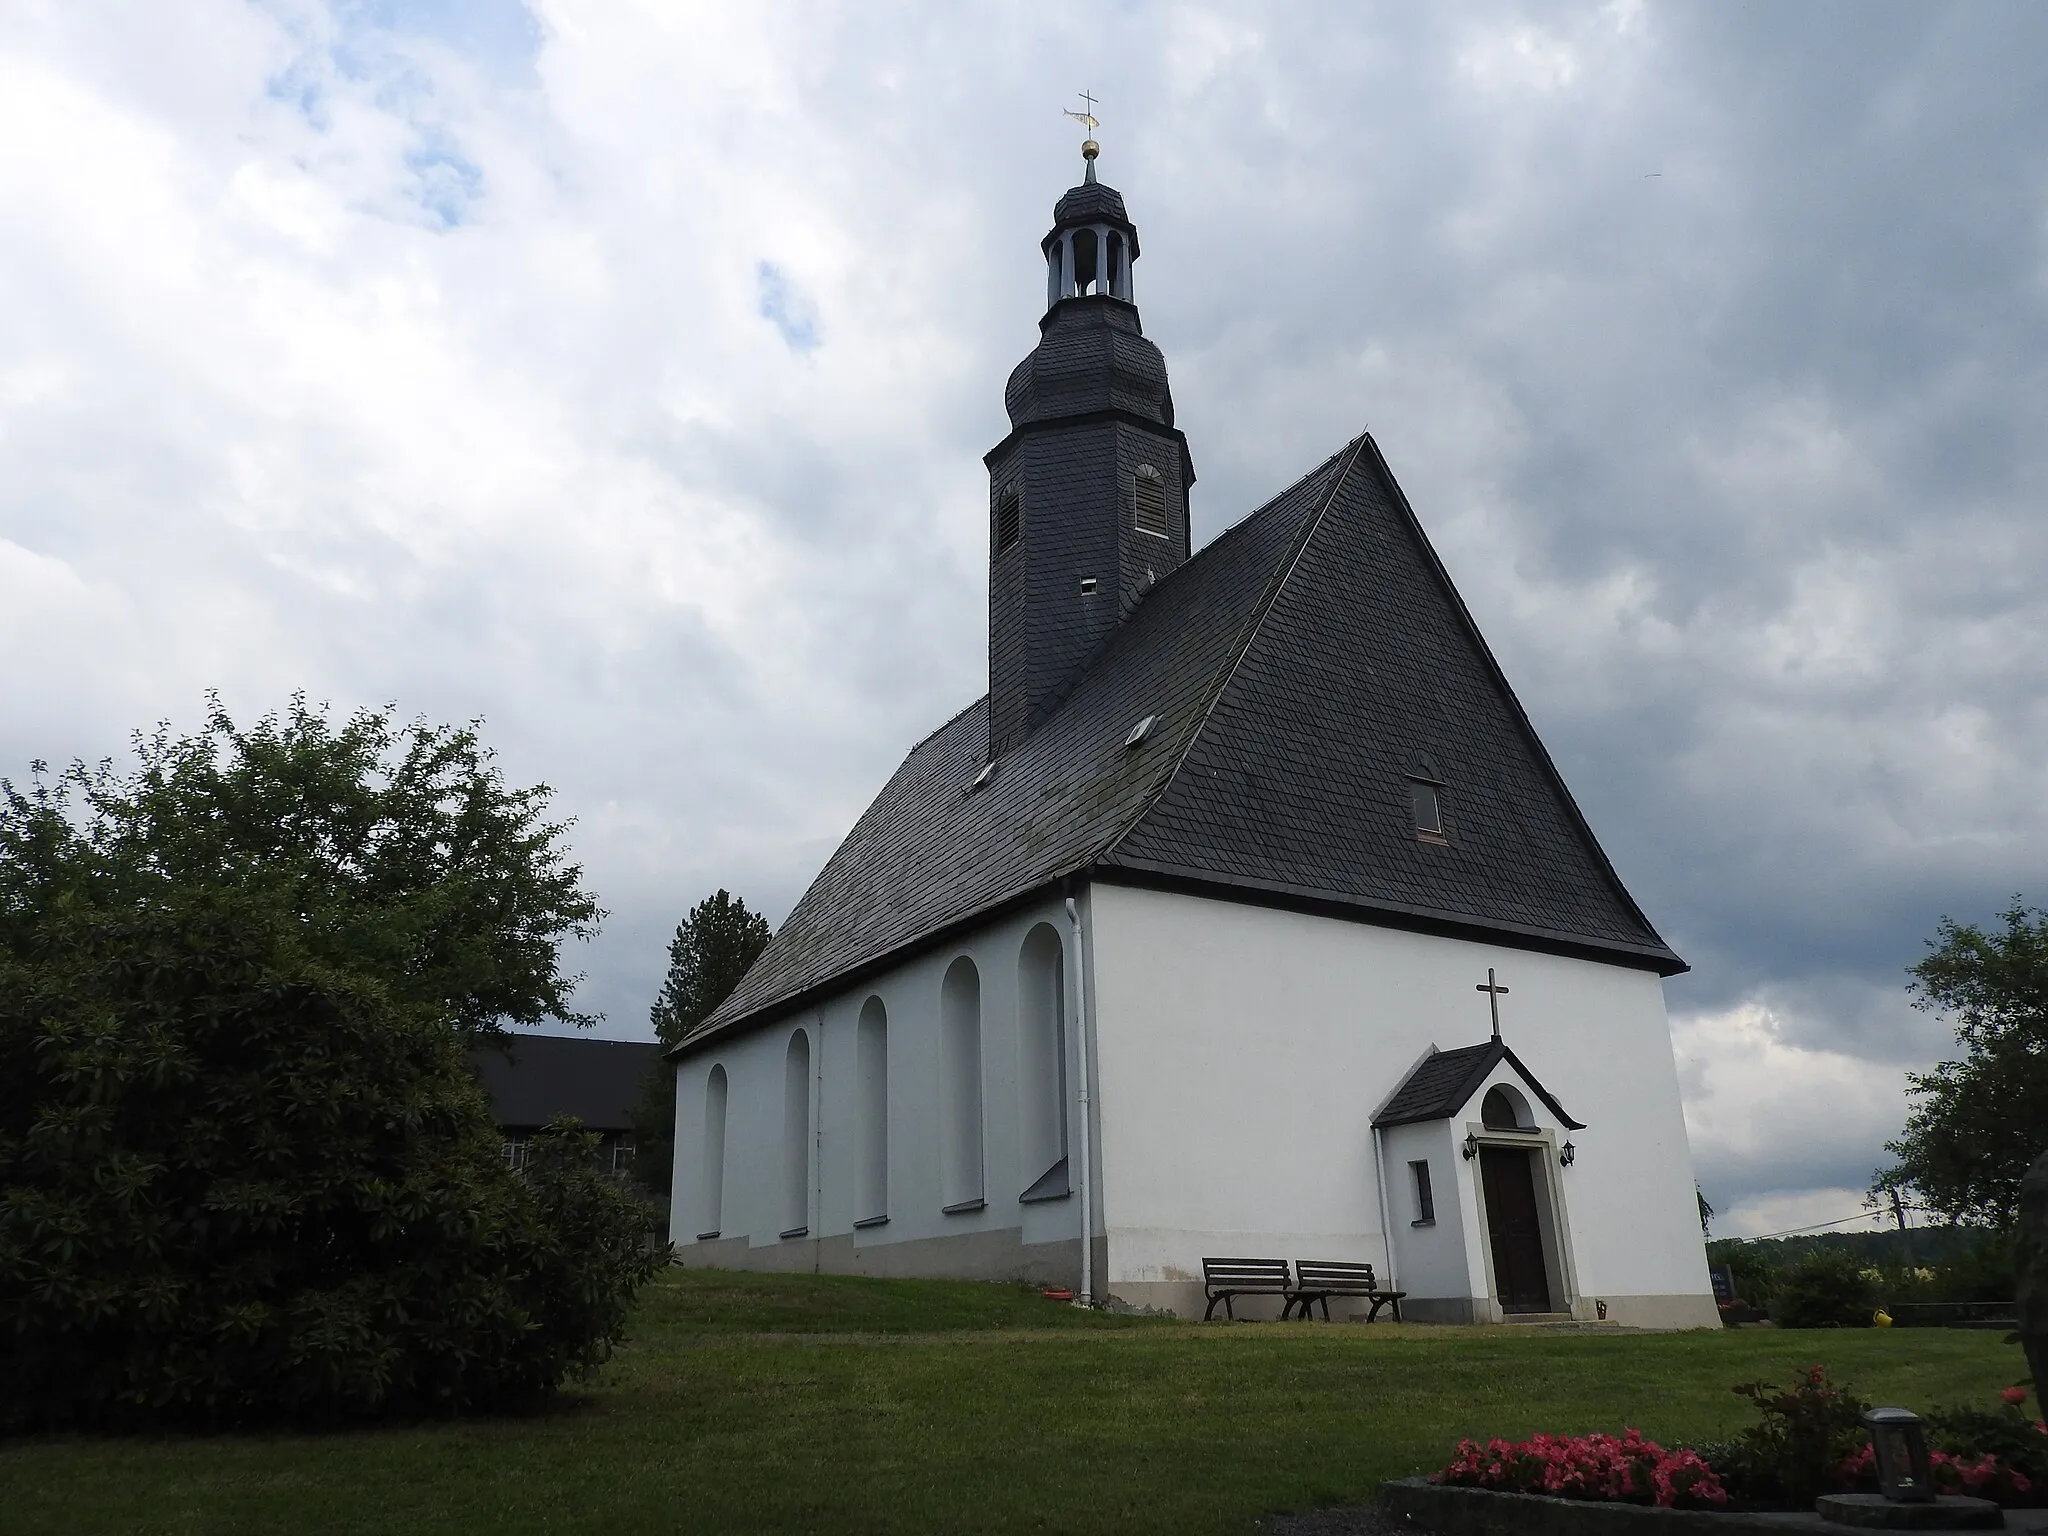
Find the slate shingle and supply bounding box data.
[1371,1040,1584,1131]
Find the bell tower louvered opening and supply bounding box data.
[1134,464,1169,539]
[994,484,1022,557]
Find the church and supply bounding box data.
[667,140,1719,1329]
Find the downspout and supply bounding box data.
[1371,1125,1399,1294]
[813,1014,825,1275]
[1064,893,1096,1308]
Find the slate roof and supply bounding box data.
[1371,1040,1585,1131]
[468,1035,659,1133]
[1050,182,1133,237]
[1003,297,1176,432]
[688,438,1679,1056]
[681,433,1681,1053]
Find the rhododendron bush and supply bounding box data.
[1434,1429,1729,1509]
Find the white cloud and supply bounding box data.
[1674,1000,1920,1222]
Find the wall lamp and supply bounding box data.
[1462,1132,1479,1161]
[1560,1140,1577,1167]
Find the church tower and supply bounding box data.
[984,139,1196,758]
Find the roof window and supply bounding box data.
[967,761,996,794]
[1411,782,1446,842]
[1407,753,1448,844]
[1123,714,1158,748]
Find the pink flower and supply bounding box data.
[2001,1386,2028,1406]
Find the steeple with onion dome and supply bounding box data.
[983,126,1196,758]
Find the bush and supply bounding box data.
[0,887,663,1429]
[1913,1390,2048,1505]
[1772,1250,1879,1329]
[1710,1366,1871,1508]
[0,702,661,1431]
[1710,1242,1781,1313]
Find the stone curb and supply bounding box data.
[1377,1480,2048,1536]
[1379,1478,1842,1535]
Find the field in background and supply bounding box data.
[2,1268,2021,1536]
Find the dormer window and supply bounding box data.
[994,486,1022,556]
[1133,464,1169,539]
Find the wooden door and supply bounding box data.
[1480,1146,1552,1313]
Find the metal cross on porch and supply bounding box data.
[1476,968,1509,1041]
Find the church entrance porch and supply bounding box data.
[1479,1145,1553,1314]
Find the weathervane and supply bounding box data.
[1062,90,1101,179]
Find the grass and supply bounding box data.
[1,1268,2025,1535]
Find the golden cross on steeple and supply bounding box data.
[1062,91,1101,179]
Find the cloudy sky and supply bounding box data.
[5,0,2044,1238]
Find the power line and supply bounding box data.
[1734,1205,1942,1242]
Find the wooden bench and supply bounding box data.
[1285,1260,1407,1322]
[1201,1257,1294,1320]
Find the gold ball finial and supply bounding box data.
[1081,139,1099,161]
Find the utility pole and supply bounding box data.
[1887,1184,1914,1272]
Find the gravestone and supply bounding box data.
[2019,1148,2048,1399]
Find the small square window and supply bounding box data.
[1410,1159,1435,1225]
[1411,781,1444,839]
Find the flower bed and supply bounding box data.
[1436,1429,1728,1509]
[1430,1371,2046,1514]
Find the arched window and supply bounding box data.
[939,957,984,1211]
[1481,1085,1532,1131]
[1133,464,1169,539]
[698,1065,727,1239]
[1016,924,1069,1201]
[783,1031,811,1236]
[856,997,889,1224]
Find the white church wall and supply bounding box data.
[1379,1120,1471,1318]
[1086,882,1718,1328]
[668,894,1095,1285]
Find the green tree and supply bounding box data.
[0,699,659,1430]
[631,890,771,1196]
[1880,900,2048,1228]
[0,696,602,1044]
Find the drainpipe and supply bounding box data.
[1371,1125,1399,1294]
[1064,893,1095,1308]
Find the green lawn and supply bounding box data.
[2,1269,2023,1535]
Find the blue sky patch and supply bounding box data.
[756,263,821,354]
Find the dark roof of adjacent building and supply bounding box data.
[683,433,1682,1053]
[1371,1039,1585,1131]
[468,1035,659,1132]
